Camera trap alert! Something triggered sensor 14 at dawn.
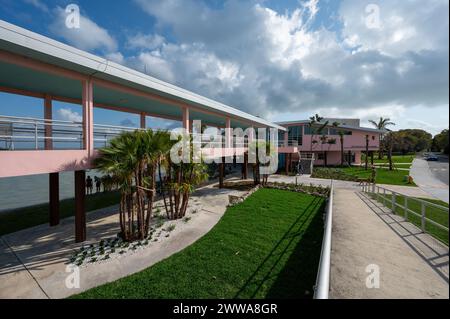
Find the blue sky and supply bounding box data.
[0,0,448,135]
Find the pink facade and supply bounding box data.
[278,123,381,167]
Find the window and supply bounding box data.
[317,152,325,160]
[287,125,303,145]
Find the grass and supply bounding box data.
[73,188,326,299]
[342,167,416,186]
[362,154,415,164]
[312,166,416,186]
[369,193,449,245]
[0,191,121,236]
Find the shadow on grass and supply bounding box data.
[233,197,325,299]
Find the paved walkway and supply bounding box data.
[410,158,449,203]
[0,183,245,299]
[330,188,448,299]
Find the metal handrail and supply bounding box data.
[361,182,449,236]
[314,180,334,299]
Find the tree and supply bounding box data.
[248,140,275,185]
[369,117,395,159]
[365,134,369,170]
[385,129,432,154]
[382,132,399,171]
[94,129,172,241]
[308,114,328,152]
[161,136,208,220]
[432,129,449,154]
[332,121,345,166]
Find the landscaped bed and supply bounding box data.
[312,166,416,186]
[72,188,326,299]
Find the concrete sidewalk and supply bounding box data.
[330,188,448,299]
[410,159,449,203]
[0,183,244,299]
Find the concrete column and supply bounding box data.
[242,152,248,179]
[225,118,232,148]
[140,112,146,129]
[49,172,59,226]
[219,157,225,188]
[285,154,289,175]
[44,95,53,150]
[284,130,288,147]
[182,107,190,133]
[82,80,94,156]
[75,170,86,243]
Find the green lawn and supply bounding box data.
[343,167,416,186]
[73,188,326,299]
[312,166,416,186]
[362,154,416,164]
[0,191,121,236]
[369,193,449,245]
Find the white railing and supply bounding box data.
[314,180,334,299]
[0,115,146,150]
[361,182,449,242]
[277,139,300,147]
[0,115,83,150]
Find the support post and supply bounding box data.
[421,202,426,232]
[49,172,59,226]
[82,80,94,156]
[219,157,224,188]
[75,170,86,243]
[44,95,53,150]
[140,112,146,129]
[182,107,190,133]
[285,154,289,175]
[242,152,248,179]
[284,131,288,147]
[225,118,232,148]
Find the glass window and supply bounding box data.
[288,126,303,145]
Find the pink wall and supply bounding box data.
[298,129,380,152]
[0,150,94,178]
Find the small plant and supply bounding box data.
[183,217,191,223]
[166,224,176,232]
[191,209,198,214]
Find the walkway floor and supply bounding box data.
[410,158,449,203]
[0,183,245,299]
[330,188,448,299]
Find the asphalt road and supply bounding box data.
[427,154,449,185]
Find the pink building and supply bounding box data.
[276,119,383,172]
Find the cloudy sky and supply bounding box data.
[1,0,448,134]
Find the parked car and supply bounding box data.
[425,154,439,161]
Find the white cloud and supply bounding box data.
[23,0,49,13]
[57,108,82,122]
[130,0,447,123]
[127,33,166,50]
[49,7,117,53]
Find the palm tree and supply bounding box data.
[369,117,395,159]
[332,122,345,166]
[94,129,172,241]
[160,135,208,220]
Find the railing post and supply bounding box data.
[392,192,396,212]
[383,188,386,206]
[34,122,38,150]
[421,202,426,232]
[404,196,408,220]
